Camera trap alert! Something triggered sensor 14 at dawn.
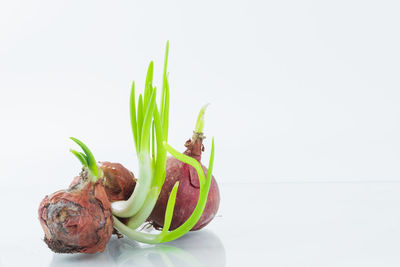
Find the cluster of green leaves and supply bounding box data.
[70,137,101,182]
[113,138,214,244]
[68,41,215,244]
[110,42,171,219]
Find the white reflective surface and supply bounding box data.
[1,182,400,266]
[50,230,225,267]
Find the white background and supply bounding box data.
[1,0,400,186]
[1,0,400,266]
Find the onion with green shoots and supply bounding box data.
[148,105,220,231]
[38,41,217,253]
[38,138,113,254]
[111,41,216,243]
[69,161,136,202]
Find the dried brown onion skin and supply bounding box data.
[69,162,136,202]
[38,171,113,254]
[99,162,136,202]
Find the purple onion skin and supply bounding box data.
[148,136,220,231]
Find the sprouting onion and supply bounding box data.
[38,137,114,254]
[113,138,215,243]
[110,42,170,219]
[110,41,216,243]
[38,41,217,254]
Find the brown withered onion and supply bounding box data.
[38,170,114,254]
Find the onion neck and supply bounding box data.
[184,132,205,162]
[184,104,209,161]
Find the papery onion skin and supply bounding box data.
[99,162,136,201]
[69,162,136,202]
[39,171,113,254]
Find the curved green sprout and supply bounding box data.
[113,138,215,244]
[110,41,216,243]
[70,149,88,167]
[69,137,102,182]
[111,42,170,219]
[194,103,209,134]
[160,181,180,235]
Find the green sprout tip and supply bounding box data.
[194,104,209,134]
[70,137,101,181]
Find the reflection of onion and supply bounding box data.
[168,230,226,267]
[50,228,225,267]
[107,230,226,267]
[50,248,112,267]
